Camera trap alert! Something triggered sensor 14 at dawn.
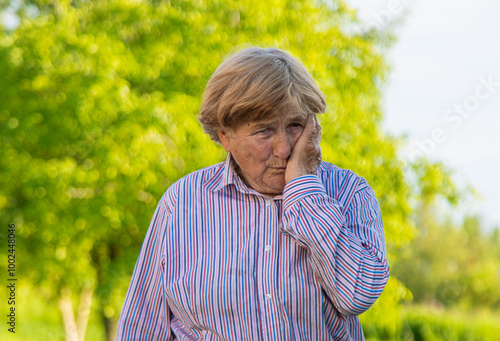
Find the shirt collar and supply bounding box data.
[210,153,247,193]
[211,153,283,200]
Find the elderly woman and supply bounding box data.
[116,47,389,340]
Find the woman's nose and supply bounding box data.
[273,132,293,159]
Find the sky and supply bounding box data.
[346,0,500,230]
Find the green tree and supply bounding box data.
[0,0,458,339]
[393,208,500,312]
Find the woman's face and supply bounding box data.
[218,111,308,197]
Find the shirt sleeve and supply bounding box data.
[281,174,389,316]
[115,196,176,340]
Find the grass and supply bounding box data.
[401,305,500,341]
[364,304,500,341]
[0,282,106,341]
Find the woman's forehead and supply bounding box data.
[233,112,307,133]
[254,110,308,125]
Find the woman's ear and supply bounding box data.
[218,130,231,153]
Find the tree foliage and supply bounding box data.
[0,0,459,339]
[393,209,500,311]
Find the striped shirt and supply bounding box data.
[116,155,389,340]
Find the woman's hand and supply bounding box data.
[285,114,322,184]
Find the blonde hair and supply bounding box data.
[198,47,326,143]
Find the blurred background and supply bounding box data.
[0,0,499,340]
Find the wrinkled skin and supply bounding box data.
[218,113,322,197]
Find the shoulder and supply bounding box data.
[160,161,226,211]
[317,161,373,208]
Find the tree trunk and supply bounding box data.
[59,287,79,341]
[59,285,94,341]
[76,285,94,341]
[103,314,117,341]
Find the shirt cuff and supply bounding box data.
[283,175,327,210]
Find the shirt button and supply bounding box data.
[265,294,272,300]
[265,200,271,206]
[265,245,271,251]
